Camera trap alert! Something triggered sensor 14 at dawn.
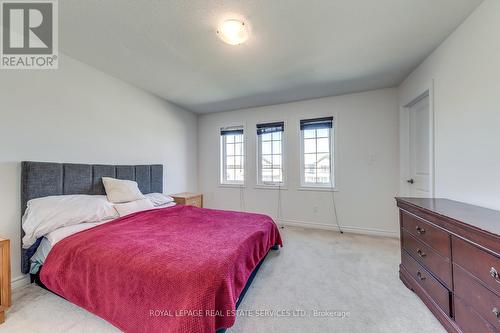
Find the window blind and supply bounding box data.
[256,122,284,135]
[300,117,333,130]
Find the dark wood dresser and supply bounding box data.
[396,198,500,333]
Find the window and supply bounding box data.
[220,126,245,185]
[300,117,334,188]
[257,122,284,185]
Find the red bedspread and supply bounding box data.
[41,205,282,333]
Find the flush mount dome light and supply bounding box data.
[217,19,249,45]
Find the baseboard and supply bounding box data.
[278,219,399,238]
[12,275,30,290]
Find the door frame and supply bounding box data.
[400,80,435,197]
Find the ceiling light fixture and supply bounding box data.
[216,19,249,45]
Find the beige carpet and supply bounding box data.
[1,227,445,333]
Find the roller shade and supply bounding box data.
[300,117,333,130]
[220,126,244,136]
[256,122,284,135]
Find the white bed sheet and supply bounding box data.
[29,203,177,274]
[29,220,111,274]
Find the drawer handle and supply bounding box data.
[416,226,426,235]
[416,271,426,281]
[416,249,427,258]
[493,307,500,322]
[490,267,500,283]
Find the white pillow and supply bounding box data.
[114,199,154,217]
[145,193,174,207]
[22,195,118,248]
[102,177,145,204]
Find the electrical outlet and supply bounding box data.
[313,206,319,214]
[368,153,376,165]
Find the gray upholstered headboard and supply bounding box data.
[21,161,163,274]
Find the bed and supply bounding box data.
[21,161,282,333]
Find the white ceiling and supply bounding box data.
[60,0,483,113]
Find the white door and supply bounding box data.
[408,95,431,197]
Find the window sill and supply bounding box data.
[218,183,246,189]
[254,185,288,190]
[297,186,338,192]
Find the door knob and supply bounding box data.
[407,179,414,184]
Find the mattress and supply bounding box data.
[40,205,282,333]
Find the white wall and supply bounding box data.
[0,54,198,284]
[398,0,500,210]
[198,89,399,237]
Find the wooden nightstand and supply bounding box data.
[171,192,203,208]
[0,238,10,324]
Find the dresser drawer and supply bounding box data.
[454,264,500,331]
[402,230,452,288]
[401,251,450,315]
[401,211,451,258]
[454,296,498,333]
[452,236,500,295]
[185,198,202,207]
